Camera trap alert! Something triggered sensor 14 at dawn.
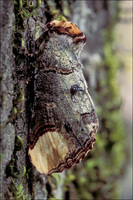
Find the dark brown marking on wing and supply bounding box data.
[80,110,98,126]
[47,131,96,175]
[29,124,56,149]
[42,64,73,75]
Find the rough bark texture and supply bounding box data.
[0,0,126,199]
[0,0,16,196]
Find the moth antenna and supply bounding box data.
[32,16,48,31]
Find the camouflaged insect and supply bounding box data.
[28,20,99,175]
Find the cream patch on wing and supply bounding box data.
[28,131,75,174]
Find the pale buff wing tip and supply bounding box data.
[28,130,97,175]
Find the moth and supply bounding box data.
[28,20,99,175]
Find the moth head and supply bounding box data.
[47,20,86,45]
